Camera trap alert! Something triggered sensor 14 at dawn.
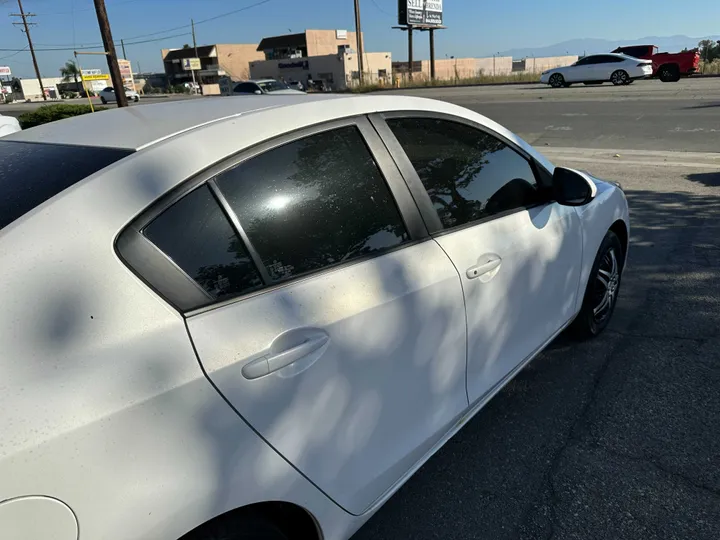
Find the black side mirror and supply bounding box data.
[552,167,597,206]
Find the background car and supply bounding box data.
[612,44,701,82]
[99,86,141,104]
[541,53,653,87]
[287,80,304,91]
[0,95,628,540]
[0,113,20,137]
[232,78,305,95]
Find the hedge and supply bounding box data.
[18,104,106,129]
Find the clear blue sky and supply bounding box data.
[1,0,719,78]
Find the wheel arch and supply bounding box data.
[609,219,628,261]
[178,501,322,540]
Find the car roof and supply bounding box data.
[5,94,348,150]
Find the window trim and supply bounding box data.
[369,111,552,236]
[116,115,428,314]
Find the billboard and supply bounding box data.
[182,58,201,71]
[81,68,102,76]
[118,59,136,90]
[82,74,110,81]
[0,66,11,76]
[398,0,443,26]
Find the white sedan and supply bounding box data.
[0,113,20,137]
[0,95,628,540]
[541,53,653,87]
[232,78,305,95]
[98,86,140,104]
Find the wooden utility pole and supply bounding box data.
[92,0,127,107]
[429,28,435,80]
[11,0,46,100]
[191,18,202,93]
[120,39,127,60]
[353,0,364,84]
[408,27,413,82]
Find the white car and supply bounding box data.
[0,95,628,540]
[541,53,653,87]
[0,113,21,137]
[99,86,140,104]
[232,78,305,95]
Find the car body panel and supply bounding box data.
[0,496,77,540]
[0,94,629,540]
[433,202,583,403]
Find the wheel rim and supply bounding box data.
[550,74,562,87]
[593,248,620,323]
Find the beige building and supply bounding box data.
[249,50,391,91]
[257,29,364,60]
[162,43,264,94]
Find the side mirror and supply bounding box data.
[254,90,262,95]
[552,167,597,206]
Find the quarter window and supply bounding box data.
[143,184,264,300]
[387,117,541,230]
[216,126,409,282]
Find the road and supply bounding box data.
[352,80,720,539]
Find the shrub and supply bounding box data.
[18,104,105,129]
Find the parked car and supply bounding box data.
[0,113,20,137]
[287,80,304,91]
[232,78,305,95]
[0,95,628,540]
[541,53,653,87]
[99,86,140,104]
[612,45,700,82]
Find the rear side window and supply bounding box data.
[0,140,132,230]
[216,126,409,282]
[387,117,541,230]
[143,185,263,300]
[234,83,258,93]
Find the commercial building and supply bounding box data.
[249,29,390,90]
[11,77,63,101]
[161,44,264,94]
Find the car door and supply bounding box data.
[564,56,594,81]
[374,114,583,404]
[592,55,622,80]
[129,117,469,516]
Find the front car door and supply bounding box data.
[373,114,584,404]
[565,55,595,81]
[122,117,469,516]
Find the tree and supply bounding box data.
[59,60,81,87]
[698,39,720,63]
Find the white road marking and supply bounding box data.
[544,125,573,131]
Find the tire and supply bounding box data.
[658,64,680,82]
[134,96,140,102]
[100,97,107,104]
[549,73,565,88]
[184,514,289,540]
[610,70,629,86]
[569,230,624,339]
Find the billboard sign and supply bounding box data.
[81,74,110,81]
[81,69,101,76]
[182,58,201,71]
[0,66,11,76]
[398,0,443,26]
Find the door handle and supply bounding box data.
[466,256,502,279]
[242,335,330,380]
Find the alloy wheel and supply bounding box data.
[593,247,619,323]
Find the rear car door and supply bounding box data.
[374,114,583,404]
[120,117,469,516]
[592,55,624,80]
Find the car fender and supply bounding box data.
[571,179,630,314]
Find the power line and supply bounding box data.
[0,45,28,60]
[369,0,394,17]
[0,31,192,52]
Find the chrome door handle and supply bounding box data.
[466,257,502,279]
[242,335,330,380]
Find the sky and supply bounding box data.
[1,0,720,79]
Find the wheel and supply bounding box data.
[183,514,289,540]
[549,73,565,88]
[569,230,624,339]
[134,96,140,102]
[658,64,680,82]
[100,97,107,104]
[610,70,629,86]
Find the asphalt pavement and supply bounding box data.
[353,81,720,539]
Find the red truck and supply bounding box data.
[611,45,700,82]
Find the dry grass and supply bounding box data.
[698,61,720,74]
[350,71,541,93]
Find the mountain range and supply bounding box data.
[498,35,720,59]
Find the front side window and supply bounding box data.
[216,126,409,282]
[258,80,289,93]
[143,184,263,300]
[234,83,258,93]
[386,117,541,230]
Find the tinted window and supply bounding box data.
[258,80,289,92]
[601,55,624,63]
[143,184,263,300]
[0,141,132,230]
[234,83,258,93]
[575,56,592,66]
[387,118,541,230]
[216,126,408,282]
[618,46,648,58]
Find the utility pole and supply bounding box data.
[11,0,46,100]
[92,0,127,107]
[121,39,127,60]
[353,0,364,85]
[191,18,201,93]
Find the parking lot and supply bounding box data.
[353,79,720,539]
